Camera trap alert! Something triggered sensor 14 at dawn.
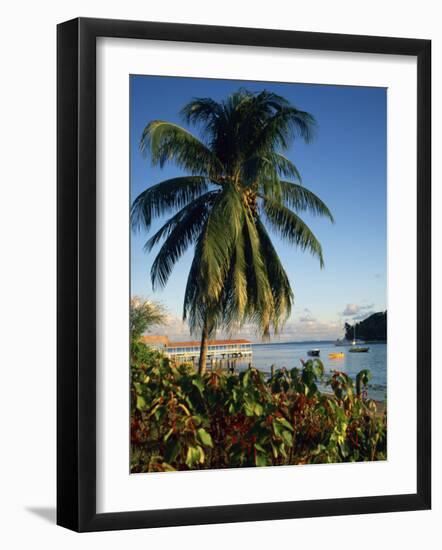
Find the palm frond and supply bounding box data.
[254,218,294,330]
[262,195,324,267]
[198,184,244,301]
[180,98,224,132]
[278,181,334,222]
[243,151,302,186]
[242,210,275,338]
[230,230,248,319]
[248,106,316,157]
[217,226,248,332]
[182,234,205,332]
[182,231,220,333]
[272,153,302,182]
[131,176,210,231]
[140,120,223,175]
[149,191,218,289]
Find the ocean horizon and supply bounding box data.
[252,339,335,345]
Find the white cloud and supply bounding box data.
[352,310,375,322]
[342,303,374,317]
[278,319,342,341]
[298,307,316,323]
[342,303,359,316]
[147,309,344,343]
[147,314,192,341]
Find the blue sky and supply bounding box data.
[130,75,386,342]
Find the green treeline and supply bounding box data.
[345,311,387,342]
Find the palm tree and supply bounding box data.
[130,296,168,342]
[131,89,333,374]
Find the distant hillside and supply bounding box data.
[344,311,387,342]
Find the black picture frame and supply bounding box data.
[57,17,431,532]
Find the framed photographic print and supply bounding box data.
[57,17,431,532]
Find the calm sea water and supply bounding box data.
[232,341,387,401]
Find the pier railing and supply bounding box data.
[166,343,252,361]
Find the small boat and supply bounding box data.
[329,352,344,359]
[348,324,369,353]
[307,349,320,357]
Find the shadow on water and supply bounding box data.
[26,506,56,524]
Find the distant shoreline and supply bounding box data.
[251,339,387,346]
[252,340,335,346]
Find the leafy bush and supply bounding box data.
[130,343,387,473]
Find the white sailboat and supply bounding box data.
[348,323,369,353]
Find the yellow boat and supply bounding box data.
[329,352,344,359]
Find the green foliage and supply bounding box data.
[344,311,387,342]
[130,296,168,341]
[131,347,387,473]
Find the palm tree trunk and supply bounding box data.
[198,319,210,376]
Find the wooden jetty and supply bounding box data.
[140,335,252,364]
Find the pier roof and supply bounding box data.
[139,335,169,346]
[167,339,251,348]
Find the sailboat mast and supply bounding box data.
[353,322,356,346]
